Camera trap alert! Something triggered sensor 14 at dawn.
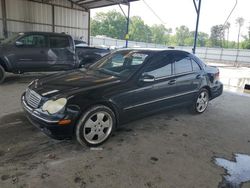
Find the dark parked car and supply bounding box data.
[0,32,79,83]
[74,39,88,47]
[76,46,110,68]
[21,49,223,146]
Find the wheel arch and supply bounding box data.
[91,101,120,127]
[75,100,120,128]
[0,57,13,72]
[201,85,211,98]
[0,58,8,71]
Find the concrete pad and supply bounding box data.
[0,74,250,188]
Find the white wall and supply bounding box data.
[1,0,89,40]
[0,0,3,38]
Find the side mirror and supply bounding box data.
[140,74,155,83]
[80,61,91,69]
[15,41,23,47]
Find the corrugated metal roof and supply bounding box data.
[69,0,139,9]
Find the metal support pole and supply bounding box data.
[88,10,91,45]
[125,2,130,48]
[192,0,202,54]
[1,0,8,38]
[52,5,55,32]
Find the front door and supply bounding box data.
[120,52,178,120]
[15,34,49,72]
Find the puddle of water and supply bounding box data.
[214,153,250,188]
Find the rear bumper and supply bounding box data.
[21,95,78,140]
[210,81,223,100]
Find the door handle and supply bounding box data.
[168,79,176,85]
[196,74,202,79]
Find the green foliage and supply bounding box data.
[129,16,152,42]
[241,26,250,49]
[210,25,225,47]
[150,24,169,44]
[91,10,247,49]
[175,25,190,46]
[91,10,127,39]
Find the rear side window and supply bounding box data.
[49,36,70,48]
[144,54,173,78]
[174,54,192,74]
[18,35,46,47]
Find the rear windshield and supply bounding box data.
[49,36,70,48]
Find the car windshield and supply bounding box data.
[90,50,149,78]
[0,33,23,45]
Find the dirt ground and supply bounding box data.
[0,73,250,188]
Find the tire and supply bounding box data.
[0,65,6,84]
[76,105,116,147]
[191,88,209,114]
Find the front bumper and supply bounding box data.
[21,95,79,140]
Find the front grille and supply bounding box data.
[25,89,42,109]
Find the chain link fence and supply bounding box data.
[90,36,250,67]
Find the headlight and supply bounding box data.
[42,98,67,114]
[28,79,38,86]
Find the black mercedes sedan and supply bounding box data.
[21,49,223,146]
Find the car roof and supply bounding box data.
[18,31,71,37]
[116,48,191,55]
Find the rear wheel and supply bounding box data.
[191,89,209,114]
[0,65,6,84]
[76,105,116,147]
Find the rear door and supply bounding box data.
[15,34,49,72]
[173,52,203,104]
[48,35,76,70]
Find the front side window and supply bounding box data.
[144,54,173,78]
[18,35,46,47]
[174,54,193,74]
[191,59,201,72]
[91,50,149,78]
[49,36,70,48]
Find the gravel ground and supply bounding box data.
[0,73,250,188]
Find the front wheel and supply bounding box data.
[76,105,116,147]
[191,89,209,114]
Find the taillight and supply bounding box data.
[215,71,220,80]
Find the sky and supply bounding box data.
[91,0,250,42]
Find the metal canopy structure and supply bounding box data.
[67,0,137,47]
[68,0,138,9]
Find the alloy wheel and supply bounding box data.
[196,91,209,113]
[83,111,113,145]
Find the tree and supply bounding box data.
[241,25,250,49]
[175,25,190,46]
[129,16,152,43]
[235,17,245,49]
[91,10,127,39]
[150,24,168,44]
[210,25,225,47]
[224,22,231,48]
[189,31,209,47]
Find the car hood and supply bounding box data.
[30,69,121,98]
